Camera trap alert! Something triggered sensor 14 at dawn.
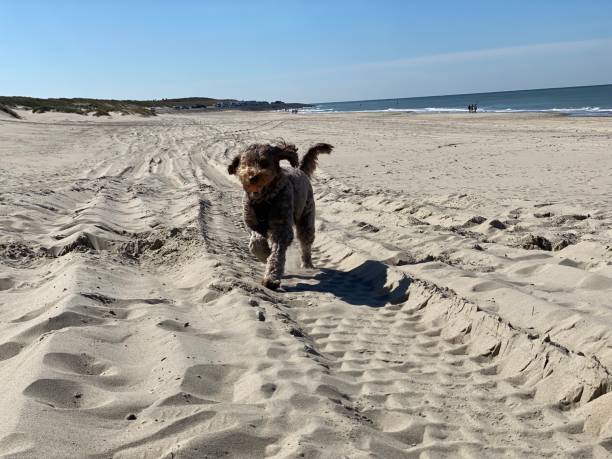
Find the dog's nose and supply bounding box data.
[249,175,259,184]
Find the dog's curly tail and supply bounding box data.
[299,143,333,178]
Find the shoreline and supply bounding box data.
[5,107,611,122]
[305,83,612,117]
[296,109,612,117]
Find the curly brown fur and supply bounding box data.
[228,141,332,289]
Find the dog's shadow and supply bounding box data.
[283,260,410,308]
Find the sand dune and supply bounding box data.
[1,110,612,457]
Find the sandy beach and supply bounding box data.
[1,109,612,458]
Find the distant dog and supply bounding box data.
[228,141,333,289]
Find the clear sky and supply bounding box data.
[2,1,612,102]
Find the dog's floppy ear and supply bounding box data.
[271,142,299,168]
[227,154,241,175]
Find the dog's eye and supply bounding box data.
[259,159,270,168]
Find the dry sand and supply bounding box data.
[1,109,612,458]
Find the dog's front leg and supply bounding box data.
[263,224,293,290]
[249,232,271,263]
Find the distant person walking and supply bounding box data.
[468,104,473,113]
[473,103,477,113]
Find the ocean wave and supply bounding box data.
[299,107,469,113]
[487,106,612,113]
[298,105,612,115]
[297,107,336,113]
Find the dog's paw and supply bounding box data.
[262,278,280,290]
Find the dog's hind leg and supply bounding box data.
[249,232,271,263]
[296,204,316,269]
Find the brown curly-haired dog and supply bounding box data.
[228,141,333,289]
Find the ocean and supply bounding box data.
[305,84,612,116]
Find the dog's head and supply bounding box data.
[228,142,298,193]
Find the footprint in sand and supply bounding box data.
[23,378,112,409]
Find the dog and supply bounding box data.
[228,141,333,289]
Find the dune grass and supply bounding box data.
[0,96,159,117]
[0,96,310,116]
[92,109,111,117]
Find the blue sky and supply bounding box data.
[1,1,611,102]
